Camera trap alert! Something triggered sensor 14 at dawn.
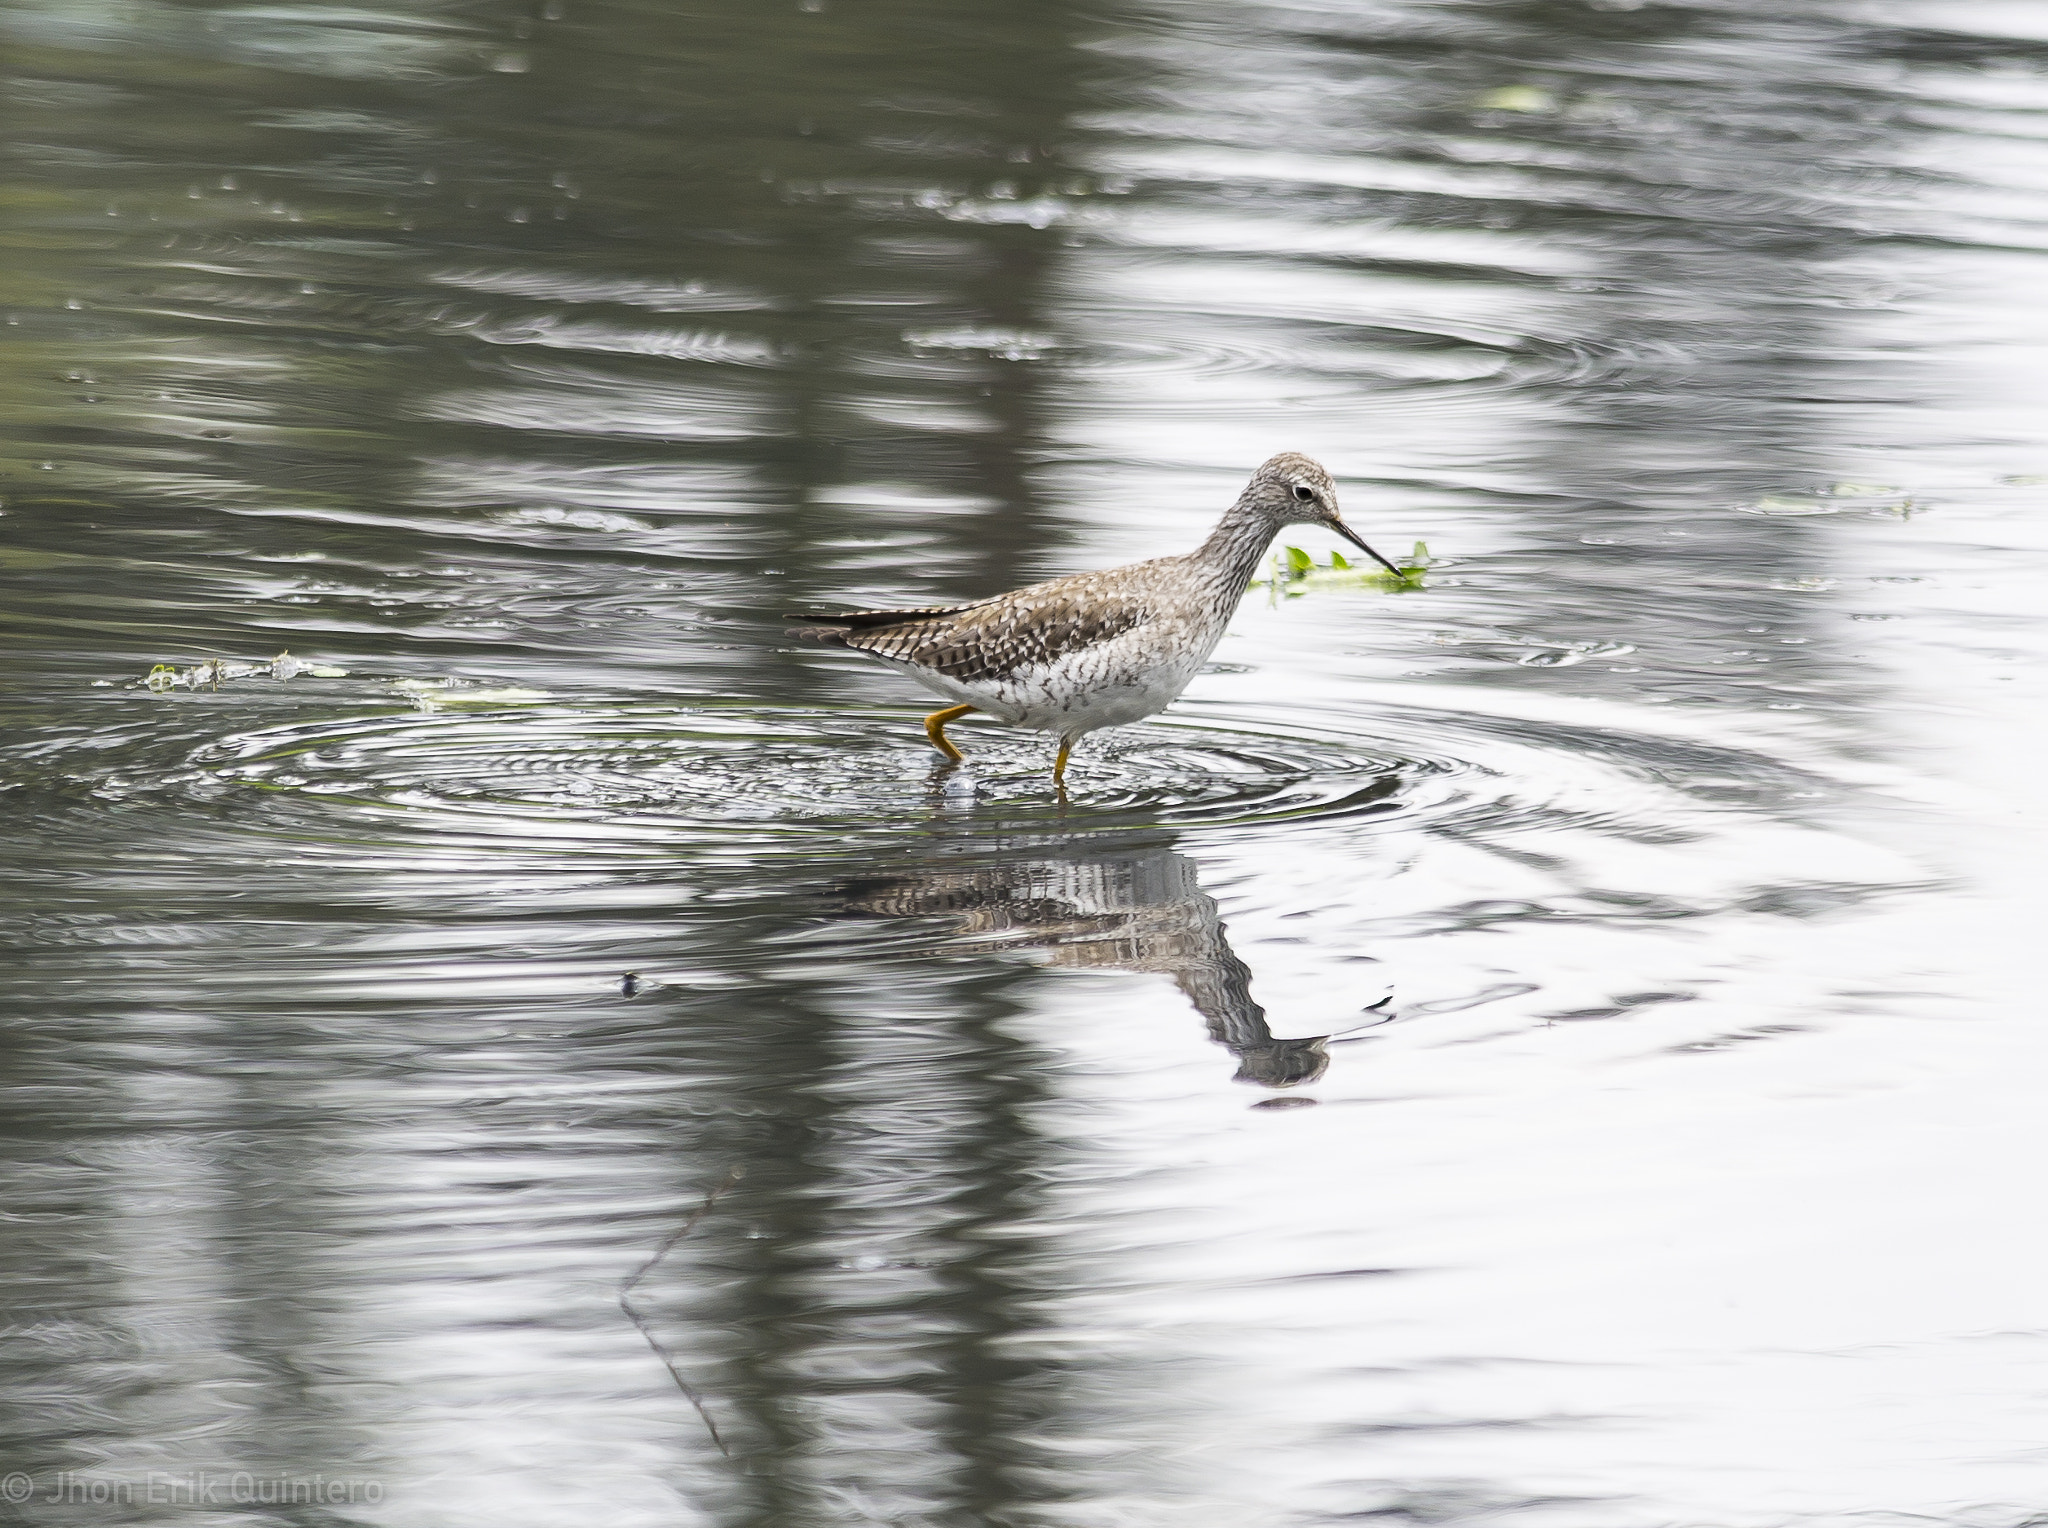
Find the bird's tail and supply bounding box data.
[781,602,986,643]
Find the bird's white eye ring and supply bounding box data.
[1291,484,1314,502]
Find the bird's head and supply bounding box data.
[1241,452,1402,576]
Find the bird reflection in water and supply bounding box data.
[837,838,1338,1088]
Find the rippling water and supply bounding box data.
[4,1,2048,1524]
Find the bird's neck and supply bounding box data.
[1192,501,1284,599]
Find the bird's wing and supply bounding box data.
[824,579,1153,685]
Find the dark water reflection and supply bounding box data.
[837,833,1341,1088]
[4,0,2048,1523]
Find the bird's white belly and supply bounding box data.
[887,625,1221,740]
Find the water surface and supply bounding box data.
[4,1,2048,1524]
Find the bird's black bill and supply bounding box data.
[1332,520,1405,577]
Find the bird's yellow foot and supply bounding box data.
[923,704,975,761]
[1053,739,1072,787]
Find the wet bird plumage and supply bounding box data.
[787,453,1399,786]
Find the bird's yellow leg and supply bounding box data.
[1053,739,1072,786]
[923,704,975,762]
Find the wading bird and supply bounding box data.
[788,453,1400,788]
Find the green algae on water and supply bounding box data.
[140,651,347,691]
[1258,541,1431,601]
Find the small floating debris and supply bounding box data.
[1258,541,1431,599]
[1513,640,1635,668]
[1769,576,1839,592]
[392,679,552,710]
[491,504,653,533]
[903,326,1061,361]
[1737,484,1920,518]
[141,650,346,691]
[1476,85,1557,113]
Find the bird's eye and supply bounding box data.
[1291,484,1314,503]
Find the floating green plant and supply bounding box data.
[1476,85,1557,113]
[1258,541,1431,600]
[140,651,346,691]
[1739,484,1920,518]
[392,679,551,709]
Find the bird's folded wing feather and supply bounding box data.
[787,580,1151,685]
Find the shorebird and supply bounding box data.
[787,452,1400,787]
